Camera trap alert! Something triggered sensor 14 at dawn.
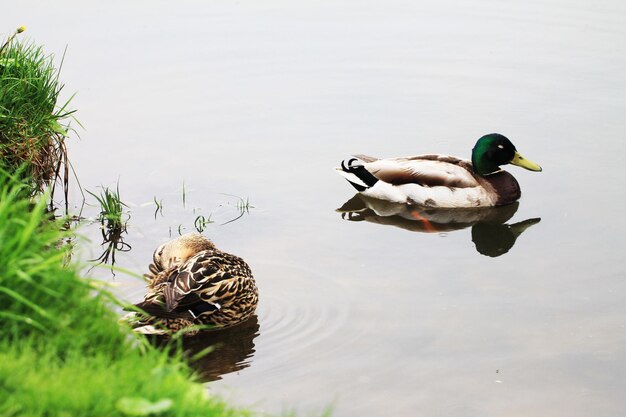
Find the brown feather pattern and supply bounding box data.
[132,244,258,335]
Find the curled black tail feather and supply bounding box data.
[340,158,379,191]
[341,158,359,172]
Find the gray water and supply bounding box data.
[3,1,626,415]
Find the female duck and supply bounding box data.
[128,233,258,335]
[336,133,541,208]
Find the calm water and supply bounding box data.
[4,1,626,415]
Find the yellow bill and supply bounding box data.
[511,151,542,172]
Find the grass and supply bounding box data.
[86,184,130,271]
[0,27,77,207]
[155,187,253,233]
[221,194,254,225]
[0,345,243,417]
[235,196,253,212]
[154,196,164,219]
[194,214,213,233]
[0,169,254,417]
[87,183,128,230]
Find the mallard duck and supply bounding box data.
[336,133,542,208]
[127,233,258,335]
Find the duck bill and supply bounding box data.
[511,151,542,172]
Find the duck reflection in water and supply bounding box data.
[153,314,260,382]
[337,194,540,257]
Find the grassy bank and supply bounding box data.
[0,28,74,204]
[0,171,253,417]
[0,31,254,417]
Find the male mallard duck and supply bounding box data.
[127,233,258,335]
[336,133,541,208]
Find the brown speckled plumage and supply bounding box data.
[129,234,258,335]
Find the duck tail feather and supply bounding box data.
[134,300,191,320]
[335,168,367,191]
[335,158,379,191]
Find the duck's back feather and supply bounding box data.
[163,249,253,310]
[136,249,257,328]
[360,154,479,189]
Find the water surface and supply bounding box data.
[3,1,626,416]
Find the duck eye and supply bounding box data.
[497,144,504,149]
[158,250,163,256]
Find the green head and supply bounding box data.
[471,133,542,175]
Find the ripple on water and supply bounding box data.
[130,260,361,383]
[245,261,365,376]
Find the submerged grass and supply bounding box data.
[194,214,213,233]
[0,28,76,207]
[87,184,131,272]
[154,196,164,219]
[0,169,251,417]
[221,194,254,225]
[87,183,128,230]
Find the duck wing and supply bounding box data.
[360,154,479,188]
[162,250,252,313]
